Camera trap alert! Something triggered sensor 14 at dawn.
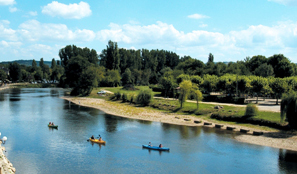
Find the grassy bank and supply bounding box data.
[88,86,161,98]
[87,87,285,131]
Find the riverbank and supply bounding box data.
[62,96,297,152]
[0,142,15,174]
[0,85,10,91]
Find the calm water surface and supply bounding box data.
[0,88,297,174]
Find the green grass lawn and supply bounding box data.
[89,86,161,98]
[88,86,285,130]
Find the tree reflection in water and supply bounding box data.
[104,114,118,132]
[278,149,297,173]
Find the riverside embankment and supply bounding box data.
[0,142,15,174]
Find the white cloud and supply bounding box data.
[0,0,15,5]
[9,6,17,12]
[29,11,38,16]
[268,0,297,6]
[97,21,228,47]
[2,19,297,62]
[0,20,18,41]
[42,1,91,19]
[96,21,297,62]
[18,20,96,42]
[0,40,22,47]
[188,14,210,19]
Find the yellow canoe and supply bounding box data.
[89,138,106,144]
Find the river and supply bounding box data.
[0,88,296,174]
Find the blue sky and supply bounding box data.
[1,0,297,63]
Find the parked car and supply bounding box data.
[97,90,107,94]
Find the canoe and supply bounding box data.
[48,124,58,128]
[142,145,170,151]
[89,138,106,144]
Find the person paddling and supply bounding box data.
[91,135,95,140]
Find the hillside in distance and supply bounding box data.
[0,60,52,67]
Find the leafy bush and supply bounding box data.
[130,95,134,104]
[149,84,163,92]
[281,92,297,129]
[136,89,152,106]
[122,93,128,102]
[245,104,258,117]
[109,94,116,100]
[115,92,121,100]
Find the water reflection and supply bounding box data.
[104,114,118,132]
[50,89,60,97]
[142,148,170,156]
[89,142,105,151]
[279,149,297,173]
[9,88,21,102]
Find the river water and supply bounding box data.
[0,88,296,174]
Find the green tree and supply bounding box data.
[281,92,297,129]
[251,76,269,104]
[34,68,43,81]
[254,63,274,77]
[270,78,288,105]
[100,40,120,70]
[160,75,175,97]
[247,55,267,73]
[0,69,7,83]
[191,85,203,109]
[176,74,190,84]
[190,75,203,87]
[136,89,152,106]
[9,62,22,82]
[105,69,121,87]
[201,74,218,93]
[122,68,132,85]
[51,58,57,69]
[21,69,29,82]
[40,58,44,69]
[51,66,64,81]
[179,80,192,108]
[175,58,205,76]
[59,45,80,67]
[268,54,294,78]
[71,65,98,96]
[208,53,214,63]
[213,62,227,76]
[31,59,37,72]
[65,55,90,88]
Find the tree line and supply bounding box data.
[1,40,297,98]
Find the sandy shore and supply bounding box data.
[62,96,297,152]
[0,85,10,91]
[0,142,15,174]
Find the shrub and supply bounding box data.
[136,89,152,106]
[130,95,134,104]
[115,92,121,100]
[109,94,116,100]
[122,93,128,102]
[281,92,297,129]
[245,104,258,117]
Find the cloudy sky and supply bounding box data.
[1,0,297,63]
